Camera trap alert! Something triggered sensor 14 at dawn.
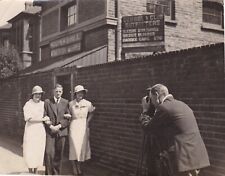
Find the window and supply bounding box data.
[147,0,175,20]
[203,1,223,27]
[61,2,77,31]
[67,4,77,26]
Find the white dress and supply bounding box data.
[69,99,95,161]
[23,99,46,168]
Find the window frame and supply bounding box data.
[202,1,224,28]
[67,4,77,27]
[146,0,175,21]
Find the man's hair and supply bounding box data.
[54,83,63,90]
[150,84,169,97]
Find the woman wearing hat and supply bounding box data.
[68,85,95,175]
[23,85,49,174]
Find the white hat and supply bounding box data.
[74,85,88,93]
[32,85,44,94]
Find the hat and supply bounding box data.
[74,85,88,93]
[32,85,44,94]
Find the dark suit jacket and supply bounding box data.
[147,95,210,172]
[44,97,70,137]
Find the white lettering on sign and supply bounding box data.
[50,32,82,49]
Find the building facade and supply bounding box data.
[7,3,41,68]
[34,0,223,64]
[0,24,12,48]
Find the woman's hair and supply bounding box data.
[30,93,43,99]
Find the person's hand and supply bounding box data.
[139,114,151,127]
[43,116,50,121]
[64,113,72,120]
[55,124,62,130]
[50,125,60,133]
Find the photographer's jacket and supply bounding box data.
[146,95,210,172]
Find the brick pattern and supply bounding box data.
[118,0,224,55]
[0,43,224,176]
[107,0,116,18]
[74,43,225,176]
[0,78,19,136]
[84,27,108,51]
[78,0,106,22]
[107,28,116,62]
[41,9,59,38]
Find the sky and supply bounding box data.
[0,0,33,26]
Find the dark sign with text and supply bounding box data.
[50,32,82,58]
[122,14,165,52]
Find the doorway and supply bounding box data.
[56,74,72,101]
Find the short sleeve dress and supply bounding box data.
[69,99,95,161]
[23,99,46,168]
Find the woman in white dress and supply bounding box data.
[23,85,49,174]
[68,85,95,175]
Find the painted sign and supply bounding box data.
[122,14,165,52]
[50,32,82,57]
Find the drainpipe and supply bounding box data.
[116,0,122,61]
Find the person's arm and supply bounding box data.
[58,101,71,129]
[144,106,167,134]
[28,117,49,123]
[43,100,53,128]
[87,103,95,127]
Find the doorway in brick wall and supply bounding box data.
[56,74,72,101]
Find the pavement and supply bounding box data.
[0,134,122,176]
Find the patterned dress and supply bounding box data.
[69,99,95,161]
[23,99,46,168]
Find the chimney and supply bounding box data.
[25,1,33,10]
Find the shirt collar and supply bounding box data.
[162,94,173,103]
[54,97,61,103]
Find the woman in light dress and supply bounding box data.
[23,85,49,174]
[68,85,95,175]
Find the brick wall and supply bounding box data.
[74,43,224,176]
[41,9,59,38]
[0,43,224,176]
[78,0,106,22]
[165,0,224,51]
[118,0,224,55]
[0,78,19,136]
[84,27,108,51]
[0,72,53,142]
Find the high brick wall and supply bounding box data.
[74,43,224,176]
[0,43,224,176]
[0,78,19,136]
[0,72,54,141]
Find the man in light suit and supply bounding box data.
[141,84,210,176]
[44,84,71,175]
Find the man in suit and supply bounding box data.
[44,84,71,175]
[141,84,210,176]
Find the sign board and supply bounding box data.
[122,14,165,52]
[50,32,82,58]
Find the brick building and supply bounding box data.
[0,23,12,48]
[31,0,223,65]
[6,3,41,68]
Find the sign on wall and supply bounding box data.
[122,14,165,52]
[50,32,82,58]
